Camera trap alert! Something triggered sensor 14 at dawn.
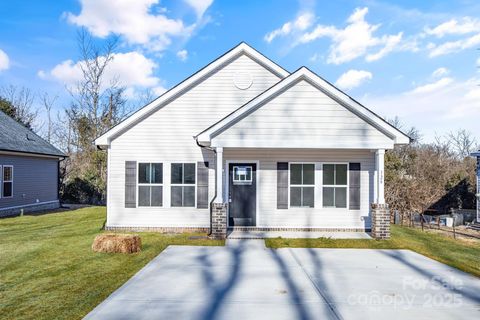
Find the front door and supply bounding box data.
[228,163,256,226]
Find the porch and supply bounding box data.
[208,147,388,239]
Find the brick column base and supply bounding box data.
[211,203,227,239]
[371,203,390,240]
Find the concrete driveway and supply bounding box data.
[85,240,480,320]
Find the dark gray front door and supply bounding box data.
[228,163,256,226]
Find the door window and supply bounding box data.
[233,166,252,185]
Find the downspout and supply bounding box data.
[195,137,217,236]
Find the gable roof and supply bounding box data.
[0,110,65,157]
[196,67,411,146]
[95,42,290,147]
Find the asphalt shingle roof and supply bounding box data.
[0,110,65,157]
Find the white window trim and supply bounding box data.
[137,162,163,207]
[288,162,316,208]
[2,165,13,198]
[170,162,197,208]
[322,163,349,209]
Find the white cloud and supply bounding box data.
[298,7,405,64]
[425,17,480,38]
[264,12,314,43]
[365,32,403,62]
[410,77,453,94]
[431,67,449,78]
[335,69,372,90]
[176,49,188,61]
[183,0,213,18]
[428,33,480,57]
[39,51,162,95]
[65,0,198,52]
[363,77,480,141]
[0,49,9,72]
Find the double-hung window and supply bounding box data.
[290,163,315,208]
[2,165,13,198]
[138,163,163,207]
[171,163,195,207]
[322,164,347,208]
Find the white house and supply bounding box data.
[95,43,410,238]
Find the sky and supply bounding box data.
[0,0,479,142]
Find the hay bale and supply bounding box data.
[92,234,142,254]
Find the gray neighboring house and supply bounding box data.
[0,110,65,217]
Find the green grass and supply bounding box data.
[0,207,223,320]
[266,225,480,277]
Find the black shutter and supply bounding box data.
[349,163,361,210]
[277,162,289,209]
[125,161,137,208]
[197,161,209,209]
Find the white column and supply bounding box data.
[214,147,224,203]
[375,149,385,204]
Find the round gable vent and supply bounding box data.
[233,72,253,90]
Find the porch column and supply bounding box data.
[211,147,227,239]
[375,149,385,204]
[372,149,389,239]
[214,147,224,203]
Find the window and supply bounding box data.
[2,165,13,198]
[138,163,163,207]
[322,164,347,208]
[171,163,195,207]
[290,163,314,207]
[233,166,252,185]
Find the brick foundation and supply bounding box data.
[371,203,390,240]
[211,203,227,239]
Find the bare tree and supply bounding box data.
[41,93,58,143]
[446,129,477,158]
[61,29,130,204]
[0,85,38,129]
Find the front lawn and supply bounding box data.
[266,225,480,277]
[0,207,223,320]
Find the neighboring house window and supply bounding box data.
[2,165,13,198]
[323,164,347,208]
[138,163,163,207]
[290,163,314,208]
[171,163,195,207]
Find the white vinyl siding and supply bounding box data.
[106,54,282,228]
[224,148,374,229]
[212,79,393,149]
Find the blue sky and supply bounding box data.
[0,0,479,142]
